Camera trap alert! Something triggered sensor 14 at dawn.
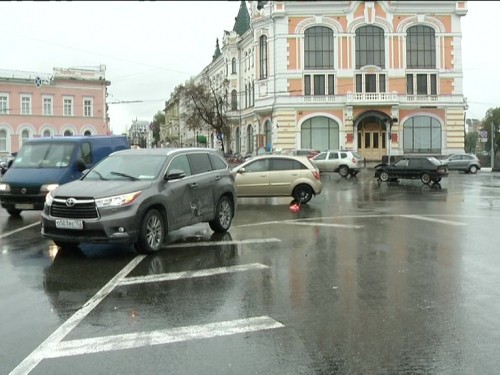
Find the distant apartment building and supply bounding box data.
[0,65,111,154]
[175,0,468,161]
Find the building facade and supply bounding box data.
[0,66,111,154]
[184,0,468,161]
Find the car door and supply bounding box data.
[235,158,270,196]
[268,157,299,196]
[327,152,341,172]
[164,154,194,229]
[446,154,463,170]
[187,152,215,221]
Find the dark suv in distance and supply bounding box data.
[41,148,237,254]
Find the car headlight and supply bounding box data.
[45,191,54,206]
[0,183,10,192]
[95,191,142,208]
[41,184,59,193]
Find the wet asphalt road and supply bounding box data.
[1,169,500,374]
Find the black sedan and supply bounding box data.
[374,156,448,184]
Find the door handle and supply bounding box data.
[189,183,198,189]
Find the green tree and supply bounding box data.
[464,131,478,153]
[481,107,500,155]
[176,72,230,152]
[151,111,165,147]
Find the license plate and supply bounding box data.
[15,203,34,209]
[55,219,83,230]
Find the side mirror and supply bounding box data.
[76,159,86,172]
[237,167,246,174]
[164,168,186,181]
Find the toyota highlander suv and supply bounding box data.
[41,148,237,254]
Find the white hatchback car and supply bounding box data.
[231,154,322,203]
[311,150,364,177]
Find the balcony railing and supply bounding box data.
[346,92,399,103]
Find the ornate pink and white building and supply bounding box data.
[0,65,111,154]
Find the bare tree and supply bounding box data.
[177,73,231,152]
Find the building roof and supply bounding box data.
[233,0,250,36]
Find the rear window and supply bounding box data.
[187,153,212,174]
[209,153,228,171]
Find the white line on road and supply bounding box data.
[118,263,270,286]
[165,238,281,248]
[10,255,146,375]
[399,215,467,226]
[283,221,364,229]
[0,222,40,239]
[44,316,284,358]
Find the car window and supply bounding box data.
[187,153,212,175]
[270,158,305,171]
[329,152,339,160]
[315,152,327,161]
[395,159,409,167]
[80,142,92,164]
[244,159,269,172]
[209,153,228,170]
[408,159,423,168]
[168,154,192,176]
[428,157,441,166]
[340,153,348,159]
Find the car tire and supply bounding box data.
[209,195,233,233]
[468,165,478,174]
[6,208,21,216]
[379,170,390,182]
[421,173,431,184]
[293,184,313,203]
[339,165,349,177]
[135,209,164,254]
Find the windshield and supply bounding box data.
[84,154,166,181]
[13,143,75,168]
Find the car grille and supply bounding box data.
[50,197,98,219]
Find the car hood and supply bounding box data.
[52,180,153,198]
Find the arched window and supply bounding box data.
[403,116,441,154]
[355,25,385,69]
[42,129,51,137]
[0,129,7,152]
[259,35,268,79]
[84,130,92,136]
[301,116,339,150]
[264,120,272,151]
[406,25,436,69]
[64,129,73,136]
[231,58,237,74]
[21,129,30,146]
[231,90,238,110]
[247,125,254,154]
[304,26,334,69]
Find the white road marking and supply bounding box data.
[10,256,146,375]
[0,222,40,239]
[44,316,284,358]
[118,263,269,286]
[165,238,281,248]
[283,221,364,229]
[399,215,467,226]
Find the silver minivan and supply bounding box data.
[41,148,237,254]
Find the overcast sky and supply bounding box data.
[0,1,495,134]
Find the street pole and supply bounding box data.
[491,122,494,170]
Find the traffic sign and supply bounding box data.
[480,130,487,138]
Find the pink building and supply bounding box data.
[0,66,111,154]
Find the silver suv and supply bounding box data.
[41,148,237,254]
[441,153,481,174]
[311,150,364,177]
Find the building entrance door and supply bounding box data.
[357,122,386,161]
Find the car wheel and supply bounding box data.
[6,208,21,216]
[469,165,478,174]
[135,209,164,254]
[379,170,389,182]
[339,165,349,177]
[293,184,313,203]
[421,173,431,184]
[209,195,233,233]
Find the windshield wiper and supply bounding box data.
[91,170,108,180]
[110,171,139,181]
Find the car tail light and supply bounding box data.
[312,170,320,180]
[352,158,357,164]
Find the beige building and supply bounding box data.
[174,1,468,161]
